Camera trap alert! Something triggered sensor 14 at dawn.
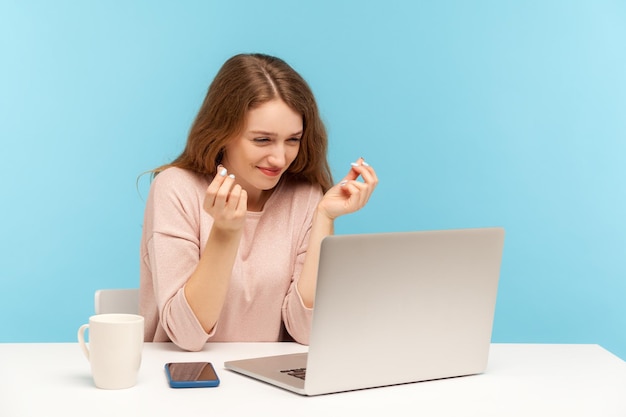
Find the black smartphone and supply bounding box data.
[164,362,220,388]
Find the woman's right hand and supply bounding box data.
[203,165,248,232]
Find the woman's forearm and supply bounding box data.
[297,208,334,308]
[184,226,243,333]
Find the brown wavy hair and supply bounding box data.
[155,53,333,192]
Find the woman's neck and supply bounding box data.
[246,189,273,212]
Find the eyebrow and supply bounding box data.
[250,130,303,138]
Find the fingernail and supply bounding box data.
[219,168,227,176]
[351,162,360,167]
[339,180,348,186]
[362,161,370,167]
[228,174,235,179]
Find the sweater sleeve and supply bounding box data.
[281,185,322,344]
[282,249,314,344]
[143,169,213,351]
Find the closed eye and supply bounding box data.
[252,137,271,143]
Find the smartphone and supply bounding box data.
[164,362,220,388]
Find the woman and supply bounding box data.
[140,53,377,351]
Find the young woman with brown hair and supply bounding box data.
[140,53,377,351]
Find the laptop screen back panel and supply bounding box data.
[303,228,505,395]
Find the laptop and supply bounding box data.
[224,227,505,395]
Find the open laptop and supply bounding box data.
[224,227,505,396]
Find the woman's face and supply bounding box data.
[223,99,302,195]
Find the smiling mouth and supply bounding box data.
[258,167,282,177]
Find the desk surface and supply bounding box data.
[1,342,625,417]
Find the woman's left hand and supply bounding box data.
[318,157,378,220]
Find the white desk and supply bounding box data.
[1,343,625,416]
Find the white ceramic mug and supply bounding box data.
[77,314,144,389]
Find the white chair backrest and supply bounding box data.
[94,288,140,315]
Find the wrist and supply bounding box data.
[208,224,244,243]
[314,204,335,222]
[312,206,335,237]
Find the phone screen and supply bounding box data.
[165,362,220,388]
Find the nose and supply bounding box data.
[267,143,287,167]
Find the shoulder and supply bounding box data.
[150,167,208,196]
[152,167,207,189]
[147,167,209,210]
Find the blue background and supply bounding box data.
[1,1,625,359]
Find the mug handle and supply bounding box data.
[77,324,90,360]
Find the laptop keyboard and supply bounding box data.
[280,367,307,380]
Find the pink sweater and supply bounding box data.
[139,167,323,351]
